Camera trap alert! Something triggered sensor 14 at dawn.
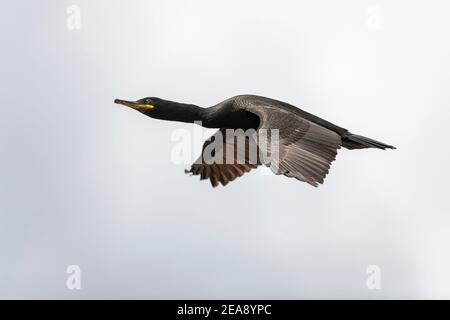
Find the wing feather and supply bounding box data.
[238,96,342,186]
[186,128,261,187]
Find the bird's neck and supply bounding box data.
[161,101,206,124]
[158,101,235,129]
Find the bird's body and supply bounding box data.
[115,95,395,187]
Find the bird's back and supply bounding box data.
[232,94,349,136]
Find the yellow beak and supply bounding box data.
[114,99,154,111]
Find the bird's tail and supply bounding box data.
[342,132,396,150]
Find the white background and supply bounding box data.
[0,0,449,298]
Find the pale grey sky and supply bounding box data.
[1,0,449,298]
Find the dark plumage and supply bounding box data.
[115,95,395,187]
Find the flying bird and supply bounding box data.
[114,95,395,187]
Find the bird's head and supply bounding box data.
[114,97,168,117]
[115,96,203,123]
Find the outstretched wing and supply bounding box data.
[238,96,342,186]
[185,128,260,187]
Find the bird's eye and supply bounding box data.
[146,99,153,105]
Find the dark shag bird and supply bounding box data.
[114,95,395,187]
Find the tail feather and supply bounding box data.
[342,133,396,150]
